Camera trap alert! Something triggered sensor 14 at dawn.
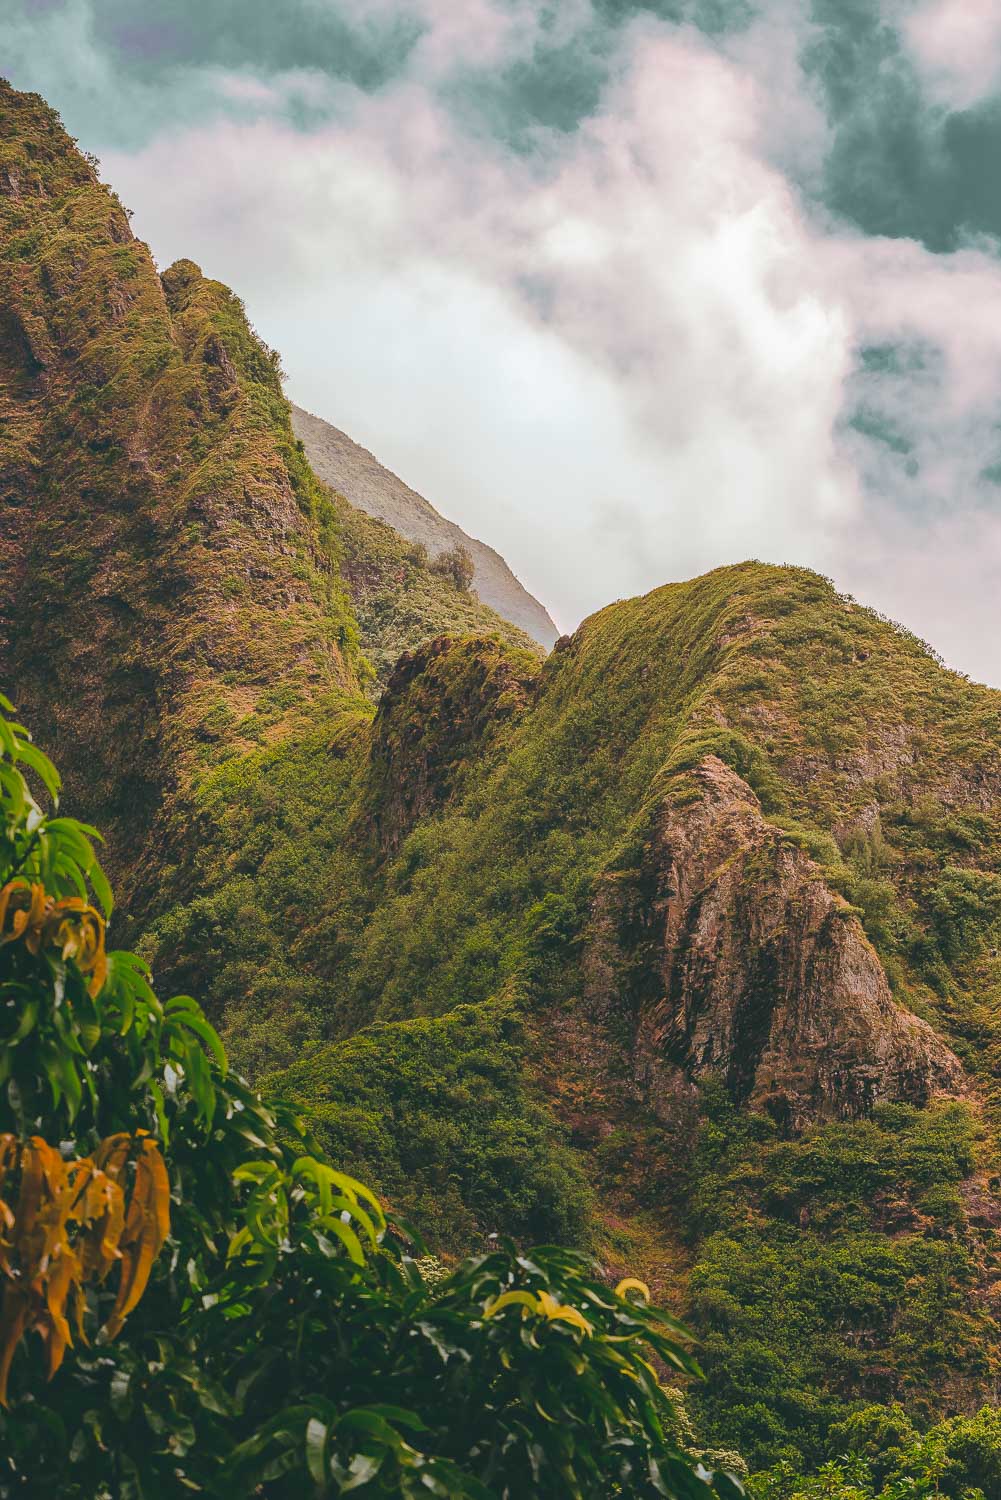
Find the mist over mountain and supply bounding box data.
[10,0,1001,683]
[3,72,1001,1498]
[292,404,559,649]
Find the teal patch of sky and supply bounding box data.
[442,27,610,145]
[87,0,422,89]
[804,0,1001,250]
[846,345,1001,520]
[857,342,936,379]
[974,421,1001,501]
[444,0,755,149]
[589,0,755,33]
[847,406,916,462]
[4,0,423,150]
[8,0,757,160]
[839,339,944,502]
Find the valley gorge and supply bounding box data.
[3,77,1001,1491]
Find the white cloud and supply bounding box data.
[403,0,594,77]
[33,0,1001,685]
[900,0,1001,110]
[104,26,862,619]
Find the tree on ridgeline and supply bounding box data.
[432,543,476,593]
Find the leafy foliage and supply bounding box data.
[335,500,537,689]
[431,543,476,593]
[749,1404,1001,1499]
[0,1131,169,1402]
[273,997,592,1251]
[685,1085,992,1470]
[0,695,741,1498]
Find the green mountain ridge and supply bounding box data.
[4,79,1001,1482]
[330,481,544,689]
[291,402,560,650]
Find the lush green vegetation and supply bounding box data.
[5,80,1001,1498]
[138,564,1001,1478]
[685,1086,994,1470]
[3,693,995,1496]
[748,1405,1001,1498]
[0,697,746,1497]
[430,543,476,593]
[273,997,591,1253]
[304,561,1001,1028]
[332,487,540,690]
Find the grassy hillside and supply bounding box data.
[331,486,543,688]
[0,81,366,932]
[298,560,1000,1045]
[136,559,1001,1465]
[5,79,1001,1482]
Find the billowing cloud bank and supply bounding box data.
[6,0,1001,682]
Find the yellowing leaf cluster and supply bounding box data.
[0,881,108,997]
[0,1131,170,1403]
[482,1276,651,1339]
[484,1287,594,1336]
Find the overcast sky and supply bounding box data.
[5,0,1001,683]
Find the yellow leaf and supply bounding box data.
[537,1290,594,1335]
[102,1139,170,1340]
[0,884,107,995]
[0,1134,168,1404]
[484,1290,539,1319]
[614,1278,651,1304]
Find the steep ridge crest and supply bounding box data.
[5,81,1001,1466]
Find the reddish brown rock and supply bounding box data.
[586,755,964,1125]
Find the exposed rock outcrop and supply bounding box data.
[586,756,965,1125]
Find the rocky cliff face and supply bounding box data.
[0,82,362,919]
[586,755,964,1127]
[5,81,1001,1459]
[291,404,559,648]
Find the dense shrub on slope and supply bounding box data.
[333,495,542,690]
[141,563,1001,1467]
[686,1087,992,1469]
[246,566,1001,1463]
[272,998,591,1253]
[748,1405,1001,1498]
